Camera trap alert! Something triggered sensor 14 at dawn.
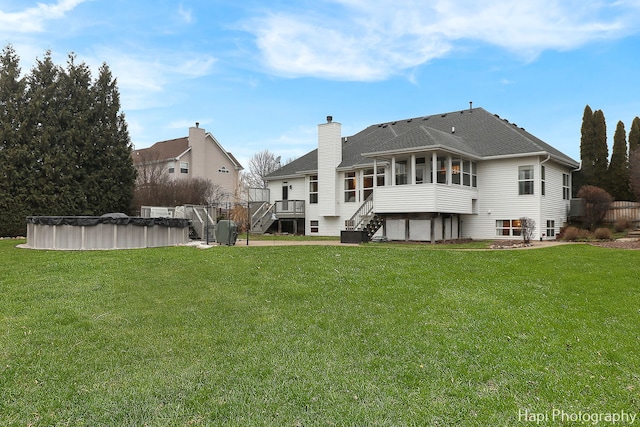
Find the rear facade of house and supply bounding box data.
[264,107,579,242]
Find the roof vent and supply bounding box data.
[441,114,447,117]
[195,122,199,128]
[327,116,333,123]
[469,101,473,111]
[423,116,430,120]
[452,126,455,134]
[407,119,412,123]
[391,121,397,125]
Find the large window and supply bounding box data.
[395,160,408,185]
[563,173,570,200]
[363,169,374,199]
[437,156,447,184]
[415,157,432,184]
[376,166,385,187]
[496,219,522,237]
[344,172,356,202]
[309,175,318,204]
[452,158,461,185]
[518,166,534,195]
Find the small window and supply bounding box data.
[310,220,319,233]
[546,220,555,238]
[309,175,318,204]
[541,165,546,196]
[563,174,570,200]
[518,166,534,195]
[180,161,189,174]
[168,161,175,174]
[218,166,229,173]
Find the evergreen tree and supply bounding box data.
[86,63,136,214]
[592,109,609,189]
[0,45,28,236]
[577,105,595,190]
[0,46,137,236]
[607,121,632,200]
[629,116,640,154]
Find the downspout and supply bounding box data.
[539,154,551,241]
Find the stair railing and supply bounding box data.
[345,193,374,231]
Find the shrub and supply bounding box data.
[562,226,580,241]
[594,227,612,240]
[614,218,632,232]
[578,229,593,241]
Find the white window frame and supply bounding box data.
[518,166,534,195]
[309,175,318,204]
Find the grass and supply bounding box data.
[1,240,639,426]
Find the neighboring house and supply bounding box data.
[263,107,579,241]
[132,123,243,200]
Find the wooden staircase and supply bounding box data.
[344,194,385,240]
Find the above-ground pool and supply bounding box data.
[25,215,191,250]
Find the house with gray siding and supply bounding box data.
[263,107,579,242]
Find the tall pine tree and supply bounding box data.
[0,46,137,236]
[629,116,640,154]
[607,121,632,201]
[592,109,609,189]
[0,45,29,236]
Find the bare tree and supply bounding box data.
[246,149,281,189]
[577,185,613,230]
[519,217,536,243]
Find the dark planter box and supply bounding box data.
[340,230,369,243]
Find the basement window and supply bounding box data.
[496,219,522,237]
[310,220,319,233]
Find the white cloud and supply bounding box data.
[246,0,640,81]
[0,0,87,33]
[178,4,193,24]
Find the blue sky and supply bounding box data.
[2,0,640,168]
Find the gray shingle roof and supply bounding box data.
[267,107,578,178]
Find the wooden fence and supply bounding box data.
[604,201,640,223]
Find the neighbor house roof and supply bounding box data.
[133,137,190,164]
[267,107,579,178]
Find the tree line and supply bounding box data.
[0,45,136,236]
[576,105,640,201]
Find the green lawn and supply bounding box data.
[1,240,638,426]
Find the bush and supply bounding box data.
[562,226,580,241]
[594,227,612,240]
[614,218,633,232]
[578,229,593,240]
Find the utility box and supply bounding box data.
[216,220,238,246]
